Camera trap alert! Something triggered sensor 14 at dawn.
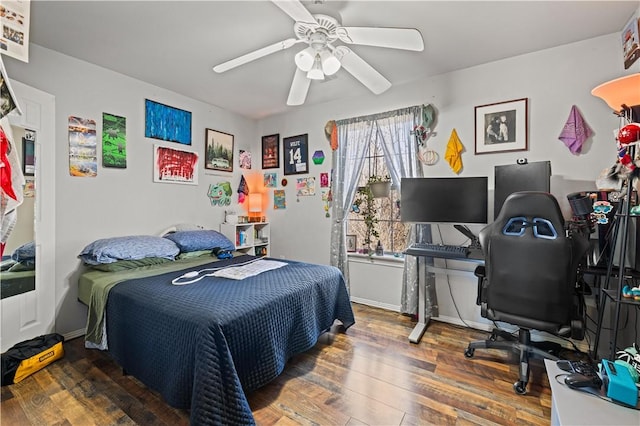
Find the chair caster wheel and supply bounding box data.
[513,381,527,395]
[464,347,474,358]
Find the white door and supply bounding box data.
[0,81,56,352]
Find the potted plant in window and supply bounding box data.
[367,174,391,198]
[352,185,379,254]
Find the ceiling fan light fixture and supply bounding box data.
[307,55,325,80]
[320,50,341,75]
[294,47,315,72]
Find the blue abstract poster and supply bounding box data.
[145,99,192,145]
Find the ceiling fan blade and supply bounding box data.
[287,68,311,106]
[339,48,391,95]
[271,0,317,24]
[337,27,424,51]
[213,38,300,73]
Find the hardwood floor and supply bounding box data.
[1,303,567,425]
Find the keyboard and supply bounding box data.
[406,243,470,258]
[557,360,600,377]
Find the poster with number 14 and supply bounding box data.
[283,134,308,175]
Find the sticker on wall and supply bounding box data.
[209,181,232,206]
[274,189,286,210]
[239,150,251,169]
[68,115,97,177]
[102,112,126,168]
[153,144,198,184]
[312,150,325,165]
[320,172,329,188]
[264,172,277,188]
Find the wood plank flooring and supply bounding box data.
[1,303,574,425]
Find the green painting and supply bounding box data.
[102,112,126,168]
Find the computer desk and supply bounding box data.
[545,359,639,425]
[404,246,484,343]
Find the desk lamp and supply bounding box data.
[591,72,640,360]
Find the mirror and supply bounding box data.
[1,124,35,299]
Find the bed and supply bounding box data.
[77,233,354,425]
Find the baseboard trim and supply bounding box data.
[63,328,85,342]
[350,296,400,313]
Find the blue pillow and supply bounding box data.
[78,235,180,265]
[163,230,234,253]
[12,241,35,262]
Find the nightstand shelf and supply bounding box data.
[220,222,270,257]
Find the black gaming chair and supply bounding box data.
[464,191,589,394]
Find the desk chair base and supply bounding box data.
[464,328,561,395]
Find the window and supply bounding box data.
[347,136,409,255]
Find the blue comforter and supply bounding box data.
[104,255,355,425]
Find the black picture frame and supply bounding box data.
[205,128,234,172]
[474,98,528,155]
[261,134,279,169]
[283,134,309,175]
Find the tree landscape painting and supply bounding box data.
[102,112,126,168]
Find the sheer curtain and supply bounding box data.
[374,106,435,316]
[330,105,437,317]
[329,118,374,292]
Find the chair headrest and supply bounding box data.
[496,191,564,230]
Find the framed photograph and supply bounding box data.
[153,144,199,185]
[475,98,528,155]
[261,133,279,169]
[621,14,640,69]
[144,99,192,145]
[205,128,234,173]
[346,235,357,253]
[283,133,309,175]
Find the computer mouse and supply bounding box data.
[564,373,602,389]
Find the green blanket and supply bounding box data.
[79,256,224,347]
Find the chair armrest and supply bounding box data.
[474,265,485,306]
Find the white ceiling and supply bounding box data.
[29,1,638,120]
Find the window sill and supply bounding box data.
[347,252,405,265]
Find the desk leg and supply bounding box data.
[409,257,430,343]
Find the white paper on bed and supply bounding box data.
[213,259,287,280]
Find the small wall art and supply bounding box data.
[296,176,315,196]
[239,149,251,169]
[283,134,309,175]
[274,189,286,209]
[261,134,279,169]
[474,98,528,155]
[208,181,233,206]
[145,99,192,145]
[153,144,198,185]
[346,235,357,252]
[68,115,97,177]
[102,112,126,168]
[205,128,234,173]
[22,129,34,175]
[264,172,277,188]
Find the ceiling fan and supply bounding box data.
[212,0,424,106]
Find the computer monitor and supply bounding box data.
[400,177,488,224]
[494,161,551,219]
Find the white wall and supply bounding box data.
[5,45,258,335]
[4,31,638,337]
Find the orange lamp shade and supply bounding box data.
[591,73,640,113]
[249,193,262,213]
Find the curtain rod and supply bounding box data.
[335,104,422,126]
